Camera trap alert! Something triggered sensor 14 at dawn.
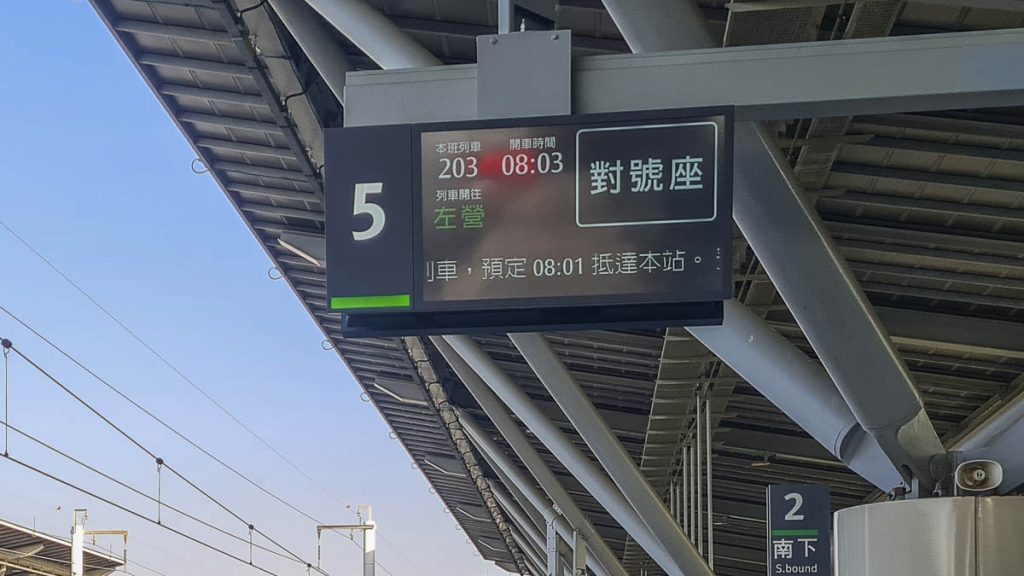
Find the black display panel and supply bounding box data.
[326,107,733,336]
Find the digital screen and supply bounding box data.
[415,117,729,310]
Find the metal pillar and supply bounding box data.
[71,510,85,576]
[445,335,710,576]
[688,300,905,490]
[317,508,376,576]
[510,332,712,576]
[546,519,563,576]
[433,337,630,576]
[268,0,350,104]
[300,0,440,68]
[572,531,587,576]
[695,396,703,556]
[682,445,689,537]
[498,0,514,35]
[705,398,714,569]
[599,0,945,491]
[363,508,375,576]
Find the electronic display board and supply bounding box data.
[326,108,733,336]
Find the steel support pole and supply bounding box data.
[705,398,714,570]
[546,518,562,576]
[599,0,946,491]
[695,396,703,557]
[572,531,587,576]
[300,0,441,68]
[442,335,702,576]
[506,333,713,576]
[683,446,690,537]
[71,515,84,576]
[689,443,696,540]
[498,0,515,35]
[268,0,350,104]
[363,507,375,576]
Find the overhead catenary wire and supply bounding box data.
[1,342,326,576]
[0,302,322,524]
[0,221,418,576]
[1,454,290,576]
[0,306,401,576]
[0,219,328,495]
[0,417,299,564]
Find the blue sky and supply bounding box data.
[0,3,504,575]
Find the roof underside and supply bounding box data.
[0,520,123,576]
[87,1,1024,575]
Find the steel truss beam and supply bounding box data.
[508,333,711,574]
[444,335,712,576]
[952,376,1024,494]
[434,337,630,576]
[598,0,946,490]
[343,29,1024,126]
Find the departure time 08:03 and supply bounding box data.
[502,152,564,176]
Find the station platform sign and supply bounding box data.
[326,108,733,336]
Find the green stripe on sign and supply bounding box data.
[771,529,819,537]
[330,295,411,310]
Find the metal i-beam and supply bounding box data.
[434,337,628,576]
[509,332,711,575]
[952,378,1024,494]
[269,0,351,104]
[300,0,440,68]
[599,0,945,490]
[343,29,1024,126]
[443,335,710,576]
[688,301,903,490]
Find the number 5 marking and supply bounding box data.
[353,182,385,241]
[784,493,805,521]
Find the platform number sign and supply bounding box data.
[767,484,831,576]
[325,108,734,336]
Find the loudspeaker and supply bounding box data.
[955,459,1003,493]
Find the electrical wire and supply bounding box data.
[0,219,341,510]
[0,454,290,576]
[0,306,405,576]
[2,342,326,576]
[0,418,298,563]
[0,218,422,575]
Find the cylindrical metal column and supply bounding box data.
[683,445,690,537]
[444,335,704,576]
[71,516,84,576]
[696,395,703,557]
[505,333,712,576]
[705,398,714,569]
[435,336,629,576]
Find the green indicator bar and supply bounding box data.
[770,529,819,537]
[330,295,411,310]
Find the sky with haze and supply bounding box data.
[0,3,506,575]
